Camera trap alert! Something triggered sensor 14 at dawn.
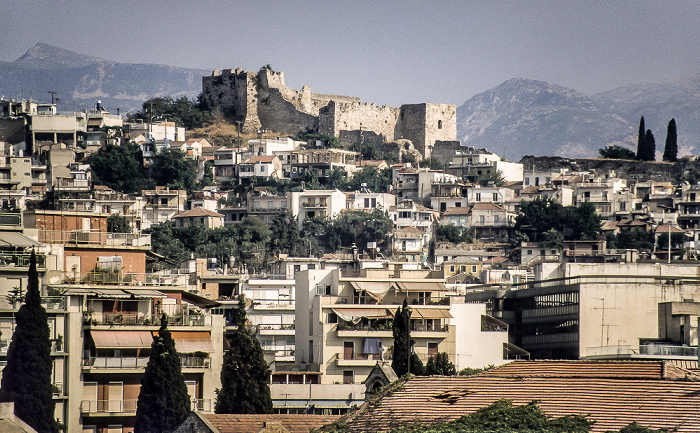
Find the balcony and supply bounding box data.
[336,352,388,367]
[84,311,211,327]
[252,301,295,311]
[521,305,579,321]
[0,251,47,269]
[81,399,211,415]
[256,324,295,336]
[59,270,185,286]
[39,230,151,247]
[57,178,90,190]
[83,355,209,370]
[336,323,393,338]
[301,201,327,208]
[0,212,21,226]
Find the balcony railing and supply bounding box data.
[84,311,210,327]
[0,251,47,268]
[60,270,185,286]
[0,212,21,226]
[640,344,698,357]
[39,230,151,247]
[83,355,209,369]
[81,399,210,414]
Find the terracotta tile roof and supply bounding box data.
[173,207,224,218]
[520,186,541,194]
[655,224,686,234]
[442,207,470,216]
[203,414,339,433]
[600,220,619,231]
[394,227,423,237]
[471,202,505,211]
[244,155,277,163]
[342,360,700,433]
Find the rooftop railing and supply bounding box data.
[59,270,185,286]
[39,230,151,247]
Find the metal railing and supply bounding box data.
[60,270,185,286]
[39,230,151,247]
[84,311,210,327]
[0,252,47,268]
[0,212,21,226]
[81,399,138,414]
[640,344,698,357]
[84,355,209,369]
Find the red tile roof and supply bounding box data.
[471,202,505,211]
[442,207,470,216]
[341,360,700,433]
[244,155,277,163]
[173,207,224,218]
[202,414,339,433]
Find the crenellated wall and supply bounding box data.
[201,68,457,157]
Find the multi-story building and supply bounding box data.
[289,190,347,229]
[213,147,243,183]
[430,179,470,212]
[446,147,523,183]
[464,261,700,360]
[290,148,358,181]
[469,202,515,242]
[392,165,459,205]
[294,266,515,390]
[239,156,283,181]
[140,186,187,230]
[574,176,627,218]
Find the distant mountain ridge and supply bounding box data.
[457,75,700,160]
[0,43,207,114]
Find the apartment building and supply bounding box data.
[465,261,700,360]
[289,190,346,229]
[140,186,187,230]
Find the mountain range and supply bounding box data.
[2,43,698,159]
[0,43,208,115]
[456,74,700,160]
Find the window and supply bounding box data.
[294,265,301,272]
[471,265,477,273]
[475,193,481,202]
[494,215,500,224]
[328,312,338,323]
[418,291,430,305]
[344,342,354,360]
[455,202,461,207]
[437,120,443,129]
[449,265,455,273]
[493,193,498,201]
[479,215,485,224]
[364,198,370,208]
[428,342,439,356]
[308,264,315,270]
[161,198,168,205]
[343,370,354,384]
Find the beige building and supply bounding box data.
[295,266,516,389]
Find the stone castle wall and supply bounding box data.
[201,68,457,157]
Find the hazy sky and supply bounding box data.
[2,1,699,107]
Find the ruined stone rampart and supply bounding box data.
[201,67,457,157]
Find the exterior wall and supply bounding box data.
[451,303,509,369]
[201,69,456,158]
[63,247,148,276]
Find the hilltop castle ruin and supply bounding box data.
[201,68,457,157]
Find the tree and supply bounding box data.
[636,116,646,160]
[477,170,506,187]
[663,118,678,162]
[347,167,392,193]
[87,143,150,193]
[215,298,272,414]
[0,251,57,432]
[436,225,470,243]
[516,198,601,242]
[392,299,424,377]
[150,148,197,191]
[425,352,456,376]
[599,145,636,159]
[134,315,191,433]
[269,212,304,256]
[128,96,209,129]
[643,129,656,161]
[107,214,131,233]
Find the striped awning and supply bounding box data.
[90,330,153,349]
[408,307,452,319]
[166,331,214,353]
[395,282,447,292]
[332,307,392,324]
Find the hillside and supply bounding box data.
[0,43,207,114]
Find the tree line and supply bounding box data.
[599,116,678,162]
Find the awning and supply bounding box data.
[408,307,452,319]
[0,232,41,248]
[92,289,132,298]
[123,289,167,299]
[91,330,153,349]
[350,281,392,302]
[394,282,447,292]
[167,331,215,353]
[332,308,391,324]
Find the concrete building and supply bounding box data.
[464,261,700,360]
[239,156,283,181]
[139,187,187,230]
[289,190,346,229]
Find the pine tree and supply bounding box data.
[134,315,191,433]
[644,129,656,161]
[636,116,646,160]
[0,251,57,433]
[663,118,678,162]
[215,298,272,414]
[391,299,424,377]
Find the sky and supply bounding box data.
[1,1,699,107]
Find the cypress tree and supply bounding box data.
[636,116,646,160]
[391,299,424,377]
[134,315,190,433]
[644,129,656,161]
[0,250,57,433]
[215,298,272,414]
[663,118,678,162]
